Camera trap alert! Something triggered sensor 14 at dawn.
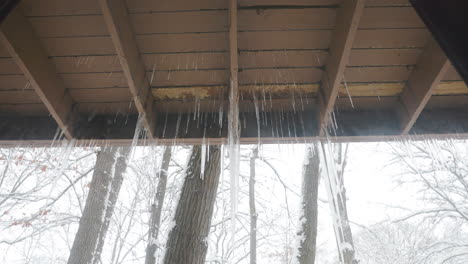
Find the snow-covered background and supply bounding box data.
[1,141,467,263]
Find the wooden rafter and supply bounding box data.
[317,0,365,135]
[399,38,450,134]
[99,0,156,138]
[0,6,75,139]
[4,108,468,146]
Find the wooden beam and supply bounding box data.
[0,6,75,139]
[5,133,468,148]
[4,108,468,146]
[410,0,468,84]
[228,0,239,139]
[99,0,156,138]
[317,0,365,135]
[152,84,319,100]
[399,38,450,134]
[149,81,468,101]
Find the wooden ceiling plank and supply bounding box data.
[399,38,450,134]
[0,6,75,139]
[317,0,365,135]
[99,0,156,138]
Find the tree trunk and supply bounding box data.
[145,146,172,264]
[249,148,258,264]
[163,145,221,264]
[297,144,320,264]
[67,146,130,264]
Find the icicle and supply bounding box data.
[149,63,156,86]
[220,144,225,184]
[44,139,76,208]
[219,104,224,127]
[161,112,169,138]
[228,78,240,252]
[200,137,207,180]
[174,111,182,139]
[185,112,190,135]
[342,75,354,108]
[291,85,297,113]
[331,110,339,136]
[253,92,261,146]
[131,112,145,152]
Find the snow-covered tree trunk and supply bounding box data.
[67,146,130,264]
[163,145,221,264]
[296,144,320,264]
[145,146,172,264]
[249,147,258,264]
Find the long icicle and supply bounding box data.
[228,0,240,257]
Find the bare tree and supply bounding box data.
[108,169,147,264]
[145,146,172,264]
[206,153,254,264]
[67,146,130,264]
[386,140,468,263]
[390,141,468,224]
[163,145,222,264]
[0,147,95,246]
[354,221,468,264]
[296,144,320,264]
[105,146,188,264]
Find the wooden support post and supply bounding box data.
[317,0,365,135]
[0,6,75,139]
[399,38,450,134]
[99,0,156,138]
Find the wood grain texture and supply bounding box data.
[317,0,365,135]
[0,6,75,139]
[399,38,450,134]
[99,0,156,137]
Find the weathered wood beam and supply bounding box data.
[0,6,75,139]
[410,0,468,84]
[399,38,450,134]
[3,108,468,146]
[152,84,319,100]
[317,0,365,135]
[99,0,156,138]
[149,82,468,101]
